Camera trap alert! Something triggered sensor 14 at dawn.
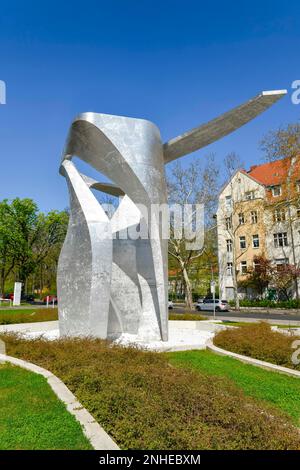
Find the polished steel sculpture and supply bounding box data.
[57,90,286,341]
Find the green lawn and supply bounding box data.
[167,350,300,425]
[0,308,58,324]
[0,364,91,449]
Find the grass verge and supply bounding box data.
[0,363,91,450]
[169,313,206,321]
[0,308,58,324]
[1,334,300,450]
[167,350,300,425]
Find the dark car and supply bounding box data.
[21,294,35,303]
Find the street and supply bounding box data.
[171,305,300,325]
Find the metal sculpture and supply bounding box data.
[57,90,286,341]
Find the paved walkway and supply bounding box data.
[0,320,58,334]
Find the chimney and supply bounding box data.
[249,165,258,173]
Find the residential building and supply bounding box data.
[217,155,300,300]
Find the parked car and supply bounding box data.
[168,300,174,309]
[4,293,34,303]
[4,293,14,301]
[43,295,58,305]
[195,298,230,312]
[21,294,35,303]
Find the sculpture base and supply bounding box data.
[12,321,215,352]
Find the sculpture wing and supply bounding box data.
[163,90,287,163]
[80,173,125,197]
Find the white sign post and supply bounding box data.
[210,280,216,320]
[13,282,22,306]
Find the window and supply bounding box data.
[245,191,255,200]
[226,239,233,252]
[239,236,246,249]
[275,258,289,271]
[251,211,258,224]
[252,234,260,248]
[238,212,245,225]
[240,261,247,274]
[273,208,286,222]
[271,185,281,197]
[225,195,232,210]
[253,260,260,271]
[225,216,232,230]
[297,207,300,218]
[273,232,288,248]
[226,262,233,276]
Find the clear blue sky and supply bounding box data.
[0,0,299,212]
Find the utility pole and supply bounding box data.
[211,264,216,319]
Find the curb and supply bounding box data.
[207,341,300,378]
[0,353,119,450]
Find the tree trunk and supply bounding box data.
[232,268,240,310]
[0,273,4,298]
[182,265,194,310]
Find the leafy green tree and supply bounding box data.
[0,198,68,296]
[0,199,20,296]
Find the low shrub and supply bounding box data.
[228,299,300,309]
[169,313,206,321]
[1,334,300,450]
[214,322,300,370]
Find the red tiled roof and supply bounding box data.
[246,155,300,186]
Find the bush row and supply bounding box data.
[228,299,300,309]
[2,333,300,449]
[214,322,300,370]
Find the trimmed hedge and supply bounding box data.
[228,299,300,309]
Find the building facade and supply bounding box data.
[217,156,300,300]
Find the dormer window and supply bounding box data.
[245,191,255,200]
[271,185,281,197]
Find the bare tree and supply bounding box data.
[260,123,300,162]
[223,151,244,179]
[167,154,219,309]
